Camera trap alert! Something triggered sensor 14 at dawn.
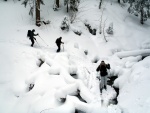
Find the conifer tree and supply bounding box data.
[70,0,80,12]
[106,23,113,35]
[126,0,150,24]
[60,16,70,31]
[64,0,80,13]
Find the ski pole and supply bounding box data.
[62,44,64,52]
[38,35,49,46]
[35,40,41,48]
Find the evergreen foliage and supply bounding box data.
[60,16,70,31]
[106,23,113,35]
[64,0,69,6]
[64,0,80,12]
[70,0,80,12]
[126,0,150,24]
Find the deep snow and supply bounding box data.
[0,0,150,113]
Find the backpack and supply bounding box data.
[27,30,31,38]
[100,62,107,76]
[55,38,59,44]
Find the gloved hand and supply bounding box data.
[96,76,100,80]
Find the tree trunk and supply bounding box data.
[36,0,41,27]
[56,0,59,8]
[118,0,120,3]
[140,9,144,24]
[99,0,102,9]
[67,3,69,12]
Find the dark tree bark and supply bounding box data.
[118,0,120,3]
[99,0,102,9]
[67,3,69,12]
[56,0,59,8]
[140,9,144,24]
[36,0,41,27]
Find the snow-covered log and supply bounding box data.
[43,95,122,113]
[114,49,150,59]
[55,80,95,103]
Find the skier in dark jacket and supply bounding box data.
[55,37,64,52]
[29,29,38,47]
[96,61,110,93]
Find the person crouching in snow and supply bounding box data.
[55,37,64,52]
[96,61,110,93]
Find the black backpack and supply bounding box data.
[27,30,31,37]
[55,38,59,44]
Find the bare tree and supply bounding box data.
[99,0,103,9]
[64,0,69,12]
[70,4,80,23]
[36,0,40,26]
[98,1,108,42]
[99,16,108,42]
[99,1,108,34]
[69,0,80,23]
[22,0,44,27]
[67,2,69,12]
[103,19,107,42]
[99,8,104,34]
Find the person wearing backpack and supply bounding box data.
[27,29,39,47]
[96,60,111,93]
[55,37,64,52]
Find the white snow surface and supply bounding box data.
[0,0,150,113]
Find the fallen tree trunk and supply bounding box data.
[114,49,150,59]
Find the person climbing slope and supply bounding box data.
[27,29,39,47]
[96,60,110,93]
[55,37,64,52]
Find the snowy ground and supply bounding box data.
[0,0,150,113]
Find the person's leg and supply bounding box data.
[33,40,34,46]
[57,44,60,52]
[99,81,102,93]
[56,44,59,52]
[31,39,34,47]
[100,76,104,93]
[104,76,107,90]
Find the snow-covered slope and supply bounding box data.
[0,0,150,113]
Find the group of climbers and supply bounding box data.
[27,29,111,94]
[27,29,64,52]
